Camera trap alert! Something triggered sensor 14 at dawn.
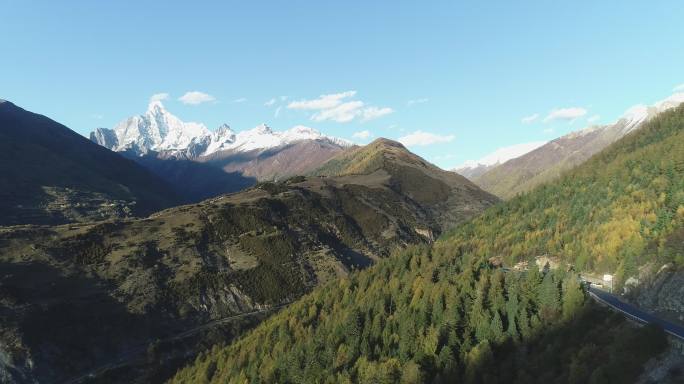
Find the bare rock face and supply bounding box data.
[633,265,684,323]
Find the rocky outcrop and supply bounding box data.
[632,265,684,324]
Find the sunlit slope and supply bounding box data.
[449,104,684,283]
[168,106,684,383]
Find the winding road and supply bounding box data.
[588,287,684,341]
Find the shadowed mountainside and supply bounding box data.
[0,100,179,226]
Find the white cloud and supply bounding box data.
[673,83,684,92]
[274,106,282,118]
[232,97,247,103]
[587,115,601,123]
[543,128,554,134]
[455,141,547,170]
[289,90,392,123]
[287,91,357,110]
[398,130,455,147]
[407,98,429,106]
[352,130,372,139]
[360,106,394,121]
[521,113,539,124]
[178,91,216,105]
[312,101,364,123]
[150,93,169,103]
[264,98,276,107]
[543,107,587,123]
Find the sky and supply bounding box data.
[2,1,684,169]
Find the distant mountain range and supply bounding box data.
[0,100,178,226]
[90,102,352,201]
[458,93,684,199]
[453,141,547,179]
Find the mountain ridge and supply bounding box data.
[469,93,684,199]
[0,136,498,383]
[0,100,178,226]
[90,101,352,158]
[90,101,354,201]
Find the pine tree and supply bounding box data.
[561,275,585,321]
[538,272,560,323]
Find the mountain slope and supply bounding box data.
[453,141,547,179]
[314,138,498,232]
[0,100,178,226]
[454,103,684,279]
[171,100,684,384]
[472,93,684,199]
[0,138,497,383]
[91,103,352,201]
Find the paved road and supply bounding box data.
[588,287,684,341]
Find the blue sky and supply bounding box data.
[2,1,684,169]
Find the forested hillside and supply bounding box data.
[450,104,684,289]
[171,105,684,383]
[172,247,666,383]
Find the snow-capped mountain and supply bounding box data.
[91,101,351,158]
[90,101,210,154]
[467,92,684,199]
[90,101,354,202]
[453,141,547,179]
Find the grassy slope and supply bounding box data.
[314,138,499,233]
[471,127,617,200]
[170,104,684,383]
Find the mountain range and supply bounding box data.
[2,94,683,383]
[457,93,684,199]
[171,94,684,384]
[90,102,352,201]
[0,133,497,382]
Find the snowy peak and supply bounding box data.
[561,92,684,142]
[91,101,210,155]
[147,100,166,113]
[453,141,547,179]
[215,123,235,136]
[252,123,273,135]
[614,92,684,135]
[227,124,350,153]
[91,103,351,157]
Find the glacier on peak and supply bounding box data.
[90,102,351,157]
